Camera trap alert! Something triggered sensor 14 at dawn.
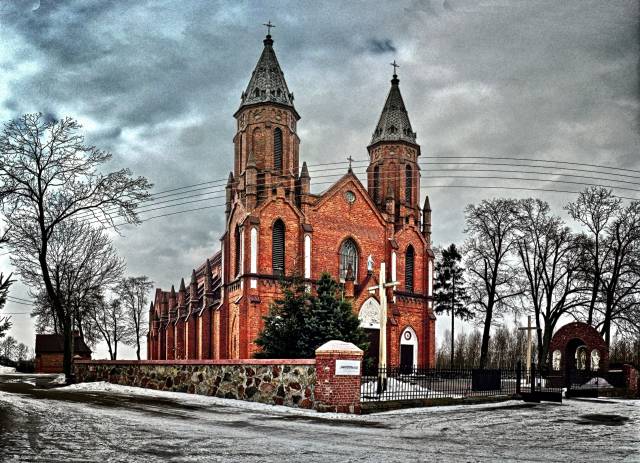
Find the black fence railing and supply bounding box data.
[361,362,565,403]
[361,365,525,402]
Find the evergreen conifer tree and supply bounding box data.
[434,244,472,366]
[255,272,368,358]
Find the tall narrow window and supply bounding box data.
[272,219,285,276]
[273,128,283,173]
[373,165,380,202]
[234,225,241,276]
[339,238,359,281]
[405,164,412,204]
[405,245,415,292]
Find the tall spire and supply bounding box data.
[237,29,296,114]
[369,66,416,146]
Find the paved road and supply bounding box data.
[0,373,639,462]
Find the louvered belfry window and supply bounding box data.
[274,128,283,173]
[272,219,285,276]
[339,238,359,281]
[374,165,380,202]
[405,245,415,292]
[405,164,412,204]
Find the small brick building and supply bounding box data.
[548,322,609,382]
[148,32,436,368]
[35,333,92,373]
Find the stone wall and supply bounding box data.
[74,359,316,409]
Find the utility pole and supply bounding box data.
[368,261,398,393]
[450,270,456,368]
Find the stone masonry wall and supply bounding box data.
[74,359,316,409]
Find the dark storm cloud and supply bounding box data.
[367,39,397,54]
[1,0,638,354]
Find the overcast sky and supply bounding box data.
[1,0,638,358]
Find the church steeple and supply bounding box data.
[369,67,416,146]
[367,63,421,227]
[231,27,301,212]
[236,31,297,117]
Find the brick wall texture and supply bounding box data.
[147,34,436,368]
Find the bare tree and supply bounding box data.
[0,228,13,339]
[0,335,17,359]
[15,218,125,350]
[515,199,586,365]
[89,297,131,360]
[566,187,621,325]
[15,342,29,361]
[598,201,640,345]
[0,114,150,375]
[116,276,153,360]
[464,199,522,368]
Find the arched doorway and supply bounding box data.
[359,297,380,372]
[400,326,418,373]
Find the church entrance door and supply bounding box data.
[400,345,414,374]
[364,329,379,374]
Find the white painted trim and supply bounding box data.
[250,227,258,289]
[304,234,312,279]
[391,251,397,282]
[400,326,418,368]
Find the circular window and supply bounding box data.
[344,191,356,204]
[404,331,412,341]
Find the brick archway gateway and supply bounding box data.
[548,322,609,385]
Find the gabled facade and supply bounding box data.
[148,32,436,368]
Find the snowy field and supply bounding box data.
[0,373,639,462]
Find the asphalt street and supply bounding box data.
[0,373,638,462]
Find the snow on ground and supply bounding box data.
[50,373,66,385]
[580,377,614,388]
[1,375,639,462]
[61,381,362,421]
[0,365,16,373]
[360,377,463,401]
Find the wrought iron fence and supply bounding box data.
[361,365,523,402]
[361,362,565,402]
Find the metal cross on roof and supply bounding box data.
[347,155,354,170]
[263,20,275,35]
[390,60,400,75]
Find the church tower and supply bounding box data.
[366,66,421,227]
[230,30,301,211]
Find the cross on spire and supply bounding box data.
[263,20,275,36]
[347,155,354,171]
[390,60,400,76]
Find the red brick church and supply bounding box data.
[148,31,436,368]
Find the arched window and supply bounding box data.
[339,238,358,281]
[405,164,412,204]
[373,165,380,202]
[405,245,415,292]
[552,350,562,371]
[576,346,588,370]
[234,225,241,276]
[273,128,283,173]
[272,219,285,276]
[591,350,600,371]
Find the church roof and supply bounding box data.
[237,34,296,115]
[369,73,416,146]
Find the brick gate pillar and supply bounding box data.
[314,340,363,414]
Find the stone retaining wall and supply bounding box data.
[74,359,317,409]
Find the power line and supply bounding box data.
[422,155,640,176]
[72,157,640,224]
